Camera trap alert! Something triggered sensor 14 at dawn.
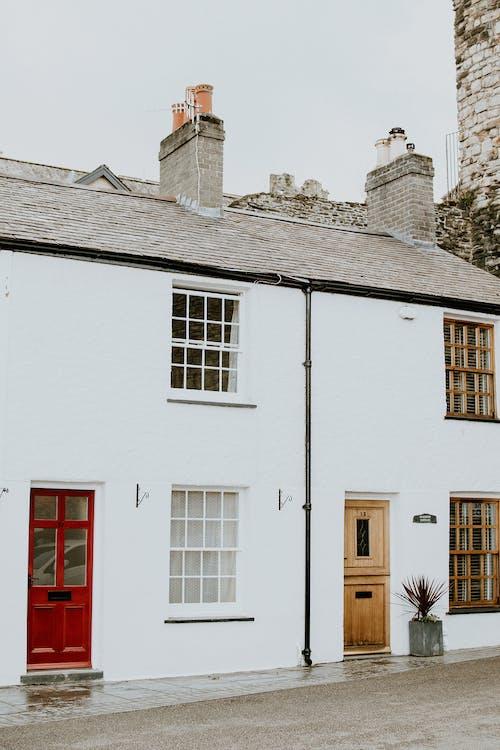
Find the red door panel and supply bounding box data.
[27,489,94,670]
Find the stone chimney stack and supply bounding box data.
[159,84,224,217]
[365,128,436,244]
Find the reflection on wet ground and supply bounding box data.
[0,645,499,727]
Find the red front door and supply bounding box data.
[27,489,94,670]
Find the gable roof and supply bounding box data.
[1,174,499,313]
[75,164,131,192]
[0,155,159,196]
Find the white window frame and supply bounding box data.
[168,277,250,404]
[167,485,248,616]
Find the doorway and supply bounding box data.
[344,499,390,654]
[27,489,94,669]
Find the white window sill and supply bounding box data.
[167,397,257,409]
[164,615,255,623]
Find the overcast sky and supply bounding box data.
[2,0,457,202]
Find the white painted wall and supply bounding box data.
[0,249,498,685]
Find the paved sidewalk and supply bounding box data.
[0,645,499,728]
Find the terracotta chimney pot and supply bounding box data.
[193,84,213,114]
[171,102,187,132]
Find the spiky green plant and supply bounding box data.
[396,576,447,622]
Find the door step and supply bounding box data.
[21,668,103,686]
[344,649,391,660]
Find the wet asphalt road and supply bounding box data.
[0,656,499,750]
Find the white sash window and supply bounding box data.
[171,290,240,393]
[169,488,239,605]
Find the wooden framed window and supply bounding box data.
[171,289,240,393]
[444,319,496,420]
[449,498,499,609]
[169,488,239,605]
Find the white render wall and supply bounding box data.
[0,249,499,686]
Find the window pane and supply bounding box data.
[187,491,204,518]
[65,496,88,521]
[172,293,187,318]
[189,322,204,341]
[171,491,186,518]
[223,521,238,548]
[202,578,218,603]
[64,528,87,586]
[221,551,236,575]
[356,519,370,557]
[206,492,222,518]
[171,366,184,389]
[471,579,481,601]
[472,503,482,525]
[207,297,222,321]
[222,370,238,393]
[224,299,239,323]
[172,319,186,339]
[169,578,182,604]
[189,295,204,320]
[172,347,184,364]
[205,520,221,547]
[34,496,57,520]
[223,493,238,518]
[479,328,490,347]
[204,369,220,391]
[33,528,56,585]
[171,519,185,547]
[224,324,239,345]
[205,350,220,367]
[184,578,200,603]
[220,577,236,602]
[186,368,202,390]
[187,348,202,366]
[170,551,182,576]
[187,520,203,547]
[207,323,222,342]
[203,551,219,575]
[185,551,201,575]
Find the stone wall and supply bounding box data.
[454,0,499,206]
[228,191,368,229]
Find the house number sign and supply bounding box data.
[413,513,437,524]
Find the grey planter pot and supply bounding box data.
[409,619,443,657]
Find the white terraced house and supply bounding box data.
[0,83,500,687]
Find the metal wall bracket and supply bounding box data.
[136,484,150,508]
[278,489,292,511]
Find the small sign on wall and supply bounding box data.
[413,513,437,524]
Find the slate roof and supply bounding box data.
[1,174,500,309]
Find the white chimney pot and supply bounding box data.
[375,138,390,166]
[388,130,407,161]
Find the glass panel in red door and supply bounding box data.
[27,489,94,670]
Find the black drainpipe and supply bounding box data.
[302,285,313,667]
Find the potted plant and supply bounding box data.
[396,576,447,657]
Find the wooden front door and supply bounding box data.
[27,489,94,670]
[344,500,390,654]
